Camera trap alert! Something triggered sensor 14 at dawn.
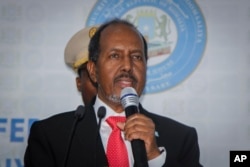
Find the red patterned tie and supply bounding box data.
[106,116,129,167]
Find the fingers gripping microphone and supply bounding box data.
[120,87,148,167]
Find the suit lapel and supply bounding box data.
[75,105,108,166]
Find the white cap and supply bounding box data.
[64,25,99,71]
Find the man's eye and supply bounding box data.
[132,55,142,60]
[110,53,119,59]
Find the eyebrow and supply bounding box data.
[108,47,143,54]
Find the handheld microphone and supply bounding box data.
[94,106,106,166]
[120,87,148,167]
[63,105,85,167]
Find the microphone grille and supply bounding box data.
[120,87,139,108]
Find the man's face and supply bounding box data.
[88,23,147,112]
[76,63,97,105]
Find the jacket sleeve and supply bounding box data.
[178,127,203,167]
[24,121,56,167]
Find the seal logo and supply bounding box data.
[86,0,206,94]
[89,26,98,38]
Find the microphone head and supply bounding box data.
[75,105,85,120]
[120,87,139,109]
[97,106,106,119]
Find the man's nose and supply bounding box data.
[121,55,133,72]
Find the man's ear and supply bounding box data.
[76,77,82,92]
[87,61,97,83]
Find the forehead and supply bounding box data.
[100,23,143,45]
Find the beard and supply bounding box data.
[107,94,121,104]
[97,72,138,106]
[98,83,121,105]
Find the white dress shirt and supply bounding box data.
[94,96,166,167]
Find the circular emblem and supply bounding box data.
[86,0,206,94]
[89,26,98,38]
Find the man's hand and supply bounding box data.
[117,113,160,160]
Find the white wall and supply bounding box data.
[0,0,249,166]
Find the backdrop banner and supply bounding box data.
[0,0,249,167]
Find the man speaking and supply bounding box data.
[24,19,202,167]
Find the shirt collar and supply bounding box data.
[94,95,125,121]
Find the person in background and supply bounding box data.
[24,25,99,167]
[24,19,203,167]
[64,25,98,105]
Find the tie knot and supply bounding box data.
[106,116,126,129]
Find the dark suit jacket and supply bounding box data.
[24,104,202,167]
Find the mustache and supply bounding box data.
[114,72,137,83]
